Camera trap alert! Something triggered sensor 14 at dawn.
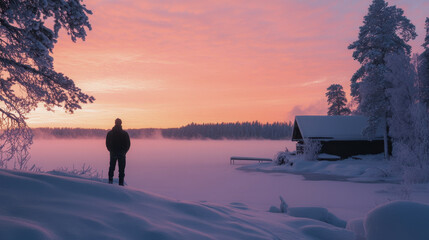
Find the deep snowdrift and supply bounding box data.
[2,169,429,240]
[0,169,355,240]
[347,201,429,240]
[366,201,429,240]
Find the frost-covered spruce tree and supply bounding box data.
[385,52,429,183]
[348,0,417,159]
[385,52,417,146]
[418,18,429,107]
[325,84,351,116]
[0,0,94,167]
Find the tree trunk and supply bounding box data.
[383,116,389,160]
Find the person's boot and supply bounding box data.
[108,178,113,184]
[119,178,124,186]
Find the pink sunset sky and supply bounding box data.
[27,0,429,129]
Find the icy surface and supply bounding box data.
[0,169,354,240]
[29,139,429,222]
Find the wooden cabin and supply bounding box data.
[292,115,389,159]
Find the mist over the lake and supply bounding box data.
[29,138,403,221]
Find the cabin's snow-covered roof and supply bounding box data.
[292,115,383,141]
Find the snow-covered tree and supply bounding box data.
[348,0,416,159]
[325,84,351,116]
[0,0,94,166]
[349,0,416,105]
[385,52,429,183]
[385,53,416,144]
[418,18,429,107]
[423,17,429,51]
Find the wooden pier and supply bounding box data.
[230,156,272,165]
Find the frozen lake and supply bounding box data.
[30,139,415,220]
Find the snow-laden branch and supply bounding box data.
[0,0,93,166]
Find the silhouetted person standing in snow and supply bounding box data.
[106,118,130,186]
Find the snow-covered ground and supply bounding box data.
[0,169,353,240]
[28,139,429,221]
[12,139,429,239]
[2,169,429,240]
[238,153,400,183]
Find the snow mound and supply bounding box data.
[364,201,429,240]
[300,225,355,240]
[288,207,346,228]
[268,196,353,240]
[0,169,352,240]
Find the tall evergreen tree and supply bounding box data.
[349,0,417,106]
[424,17,429,50]
[348,0,416,159]
[418,18,429,107]
[325,84,351,116]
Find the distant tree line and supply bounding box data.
[32,121,293,140]
[161,121,293,140]
[32,128,158,139]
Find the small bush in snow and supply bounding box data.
[52,164,103,181]
[403,167,429,184]
[390,103,429,183]
[303,139,321,161]
[275,148,291,165]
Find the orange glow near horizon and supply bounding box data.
[27,0,429,129]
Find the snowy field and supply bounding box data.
[1,139,429,239]
[2,163,429,239]
[29,139,429,222]
[1,168,360,240]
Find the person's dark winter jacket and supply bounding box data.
[106,125,130,154]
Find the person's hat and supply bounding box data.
[115,118,122,125]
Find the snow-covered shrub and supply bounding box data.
[275,152,287,165]
[0,123,33,169]
[274,148,291,165]
[303,139,321,161]
[27,164,42,173]
[403,167,429,184]
[392,141,429,184]
[13,140,31,170]
[49,164,103,182]
[390,102,429,183]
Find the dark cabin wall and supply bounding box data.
[319,140,392,159]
